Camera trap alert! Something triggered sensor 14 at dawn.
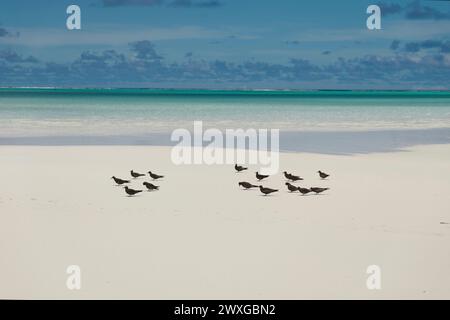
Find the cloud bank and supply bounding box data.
[378,0,450,20]
[1,40,449,89]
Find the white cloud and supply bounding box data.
[0,25,241,47]
[287,20,450,43]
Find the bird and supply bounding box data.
[235,164,248,172]
[238,181,258,189]
[297,186,312,195]
[130,170,145,178]
[148,171,164,180]
[284,171,303,181]
[259,186,278,196]
[318,170,329,179]
[310,187,329,194]
[256,171,269,180]
[124,186,143,196]
[285,182,299,192]
[111,176,130,185]
[143,182,159,191]
[290,175,303,181]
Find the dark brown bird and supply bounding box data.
[318,170,329,179]
[143,182,159,191]
[256,171,269,181]
[111,176,130,185]
[130,170,145,178]
[238,181,258,189]
[285,182,299,192]
[284,171,303,181]
[259,185,278,195]
[148,171,164,180]
[235,164,248,172]
[124,186,143,196]
[310,187,329,194]
[298,186,312,195]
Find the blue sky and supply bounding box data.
[0,0,449,88]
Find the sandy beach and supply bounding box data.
[0,144,449,299]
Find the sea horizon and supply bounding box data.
[2,87,450,93]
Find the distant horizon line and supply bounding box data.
[1,87,450,93]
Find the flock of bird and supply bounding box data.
[111,165,329,197]
[235,164,330,196]
[111,170,164,196]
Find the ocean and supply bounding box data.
[1,88,449,154]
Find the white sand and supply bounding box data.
[0,145,449,299]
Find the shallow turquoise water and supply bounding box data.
[0,88,449,137]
